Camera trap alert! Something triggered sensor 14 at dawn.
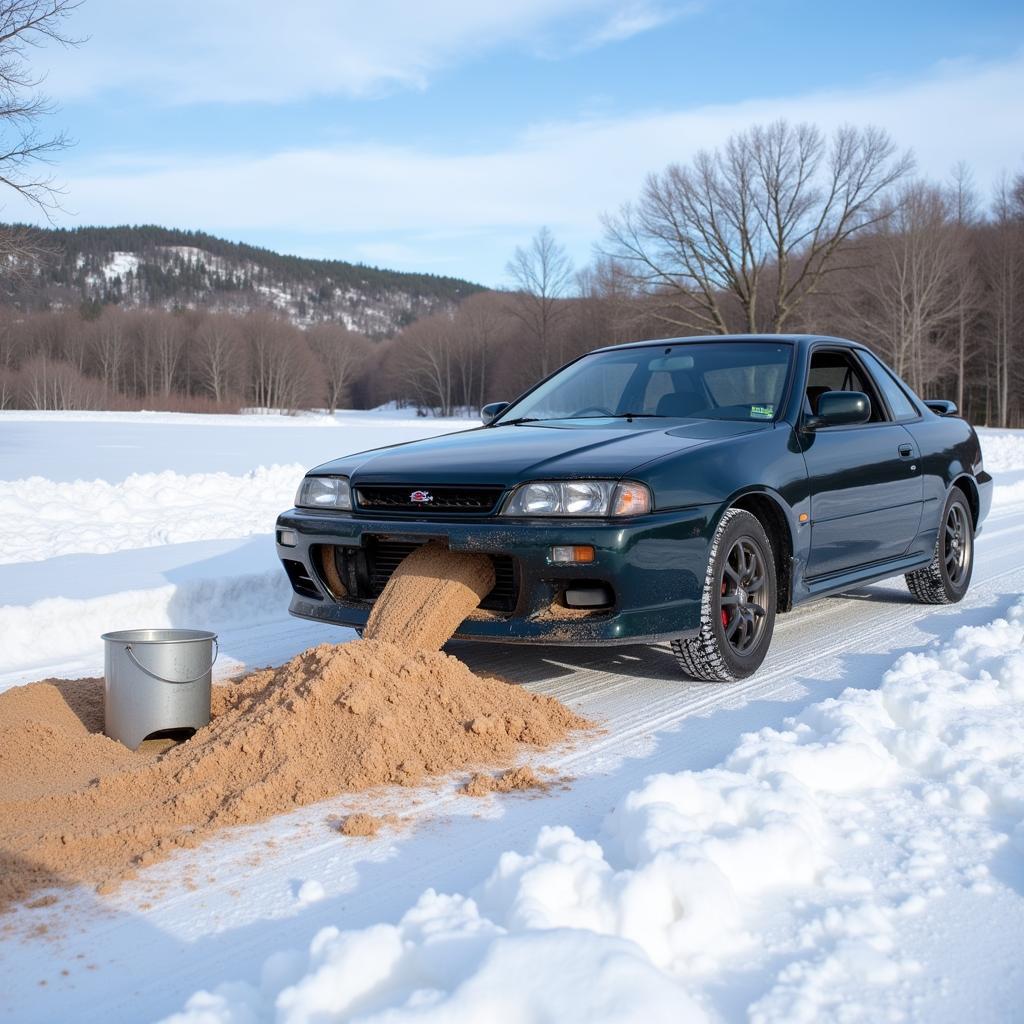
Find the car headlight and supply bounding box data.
[502,480,651,517]
[295,475,352,510]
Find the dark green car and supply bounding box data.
[276,335,992,681]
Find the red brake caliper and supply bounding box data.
[721,579,729,628]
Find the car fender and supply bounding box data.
[709,484,805,611]
[948,472,981,527]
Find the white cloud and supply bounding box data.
[44,0,677,104]
[575,1,695,51]
[24,50,1024,284]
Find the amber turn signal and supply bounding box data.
[551,545,596,564]
[611,482,651,516]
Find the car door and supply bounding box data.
[800,346,924,579]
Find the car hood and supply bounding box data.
[312,418,771,485]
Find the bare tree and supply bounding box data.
[505,226,574,376]
[603,120,913,334]
[149,313,184,397]
[0,1,83,218]
[241,313,319,412]
[453,291,509,409]
[0,302,19,367]
[834,183,966,393]
[401,313,460,416]
[88,307,127,392]
[0,363,14,406]
[306,323,370,413]
[0,223,54,279]
[985,177,1023,427]
[947,163,983,411]
[21,353,102,409]
[194,314,243,402]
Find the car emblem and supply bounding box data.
[409,490,433,503]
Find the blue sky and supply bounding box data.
[15,0,1024,285]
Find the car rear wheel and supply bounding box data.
[905,489,974,604]
[671,508,777,682]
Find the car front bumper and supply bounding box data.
[274,506,718,645]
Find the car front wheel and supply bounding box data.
[671,507,777,682]
[905,489,974,604]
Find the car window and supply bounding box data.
[857,351,920,422]
[805,349,886,424]
[495,342,793,424]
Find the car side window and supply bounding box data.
[805,349,887,424]
[857,351,920,422]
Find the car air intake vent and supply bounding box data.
[355,484,504,515]
[282,558,321,600]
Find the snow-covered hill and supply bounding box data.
[4,225,483,336]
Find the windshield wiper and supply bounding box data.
[490,416,543,427]
[574,412,662,421]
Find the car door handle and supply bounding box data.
[898,444,914,458]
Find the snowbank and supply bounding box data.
[0,569,290,675]
[978,428,1024,473]
[0,409,474,428]
[0,465,306,564]
[163,599,1024,1023]
[979,429,1024,507]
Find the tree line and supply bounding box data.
[0,120,1021,425]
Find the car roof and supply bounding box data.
[590,334,867,355]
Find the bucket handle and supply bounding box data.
[124,639,219,685]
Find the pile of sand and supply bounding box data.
[0,544,588,909]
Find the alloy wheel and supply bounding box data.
[944,502,971,587]
[720,538,769,655]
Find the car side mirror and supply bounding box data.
[481,401,509,424]
[924,399,958,417]
[805,390,871,430]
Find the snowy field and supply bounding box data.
[1,411,1024,1023]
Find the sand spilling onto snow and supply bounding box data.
[0,546,587,909]
[462,765,547,796]
[364,540,496,649]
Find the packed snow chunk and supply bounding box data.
[725,691,900,794]
[295,880,325,905]
[167,891,704,1024]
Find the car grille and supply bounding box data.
[324,539,517,614]
[354,484,504,515]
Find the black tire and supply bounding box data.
[905,489,974,604]
[671,508,777,682]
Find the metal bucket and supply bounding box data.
[101,628,218,750]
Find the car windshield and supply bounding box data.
[494,342,793,424]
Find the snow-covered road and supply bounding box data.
[2,412,1023,1023]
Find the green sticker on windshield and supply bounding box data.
[750,404,775,419]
